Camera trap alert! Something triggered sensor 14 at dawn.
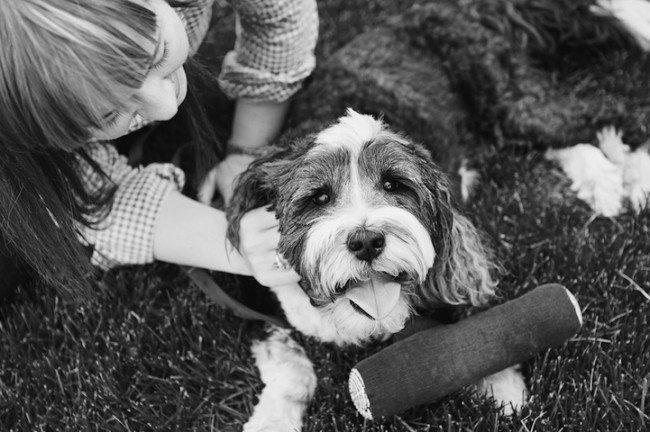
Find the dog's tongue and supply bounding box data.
[344,277,401,320]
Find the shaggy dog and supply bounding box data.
[226,109,527,431]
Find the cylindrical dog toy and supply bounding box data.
[348,283,583,419]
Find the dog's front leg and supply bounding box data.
[243,326,317,432]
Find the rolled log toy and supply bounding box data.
[348,283,583,420]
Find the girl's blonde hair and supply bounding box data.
[0,0,160,297]
[1,0,157,148]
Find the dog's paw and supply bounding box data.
[475,365,528,416]
[243,327,317,432]
[623,149,650,213]
[458,159,480,203]
[251,327,317,402]
[546,144,625,216]
[597,126,629,166]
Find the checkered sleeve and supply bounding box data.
[171,0,214,56]
[218,0,319,102]
[77,142,185,270]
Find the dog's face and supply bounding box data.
[228,110,496,344]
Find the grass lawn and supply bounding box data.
[1,1,649,431]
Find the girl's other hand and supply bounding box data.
[197,153,255,206]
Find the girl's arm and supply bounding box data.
[218,0,319,153]
[228,99,290,153]
[202,100,290,204]
[152,190,250,274]
[196,0,319,204]
[217,0,319,107]
[153,190,299,287]
[78,142,299,287]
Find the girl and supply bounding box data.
[0,0,318,297]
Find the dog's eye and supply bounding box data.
[382,179,398,192]
[313,192,331,206]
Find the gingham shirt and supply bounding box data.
[77,0,318,269]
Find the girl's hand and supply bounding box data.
[197,153,256,206]
[238,206,301,287]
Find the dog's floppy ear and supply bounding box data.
[226,135,315,249]
[431,208,499,307]
[409,145,498,308]
[225,146,292,249]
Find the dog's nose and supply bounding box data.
[347,229,385,261]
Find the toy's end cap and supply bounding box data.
[537,283,583,329]
[349,368,373,420]
[562,286,583,327]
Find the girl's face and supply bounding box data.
[92,0,189,141]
